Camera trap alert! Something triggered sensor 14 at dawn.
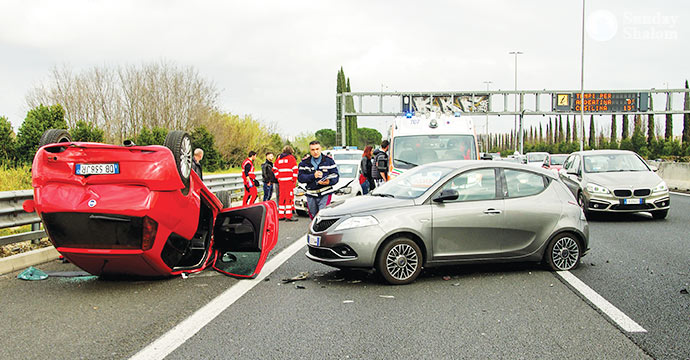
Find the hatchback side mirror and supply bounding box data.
[433,189,459,202]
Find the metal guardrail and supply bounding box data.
[0,172,263,248]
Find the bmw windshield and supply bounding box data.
[583,154,650,173]
[370,164,453,199]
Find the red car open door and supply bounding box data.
[211,201,278,278]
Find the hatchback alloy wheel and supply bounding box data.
[546,234,581,271]
[377,237,422,285]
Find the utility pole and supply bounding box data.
[579,0,586,151]
[509,51,523,153]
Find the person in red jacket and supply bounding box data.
[273,145,298,221]
[242,151,259,205]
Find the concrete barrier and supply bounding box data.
[0,246,59,275]
[657,162,690,192]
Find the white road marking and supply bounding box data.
[556,271,647,333]
[671,191,690,197]
[129,236,307,360]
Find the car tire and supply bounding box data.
[577,192,591,218]
[545,233,581,271]
[376,237,422,285]
[651,209,668,219]
[164,131,192,195]
[38,129,72,147]
[215,190,231,208]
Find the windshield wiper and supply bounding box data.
[394,158,417,167]
[371,193,395,198]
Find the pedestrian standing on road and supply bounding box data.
[298,141,339,219]
[273,145,298,221]
[360,145,375,195]
[192,148,204,180]
[242,151,259,205]
[371,140,390,186]
[261,152,278,202]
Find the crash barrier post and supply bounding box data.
[0,172,263,248]
[657,162,690,192]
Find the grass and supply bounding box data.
[207,167,242,174]
[0,164,32,191]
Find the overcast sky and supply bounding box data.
[1,0,689,139]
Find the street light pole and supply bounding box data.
[579,0,586,151]
[509,51,523,153]
[483,80,492,152]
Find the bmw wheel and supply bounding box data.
[545,233,581,271]
[376,237,422,285]
[164,130,192,195]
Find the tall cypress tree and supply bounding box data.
[566,117,571,143]
[682,80,690,148]
[589,115,595,148]
[539,123,543,143]
[572,116,578,143]
[610,115,618,148]
[335,68,345,146]
[548,118,553,144]
[345,77,358,146]
[665,93,673,140]
[557,115,564,143]
[647,96,655,146]
[622,114,630,139]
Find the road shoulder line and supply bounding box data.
[556,271,647,333]
[670,191,690,197]
[129,236,307,360]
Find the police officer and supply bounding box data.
[297,141,339,219]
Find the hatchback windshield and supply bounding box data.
[392,135,476,169]
[583,154,650,173]
[371,165,453,199]
[550,155,567,165]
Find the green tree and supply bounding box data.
[681,80,690,149]
[190,126,223,172]
[357,127,382,148]
[135,126,168,145]
[565,117,571,143]
[589,115,595,148]
[631,114,647,155]
[71,120,105,143]
[15,104,68,164]
[647,96,656,148]
[0,116,16,165]
[315,128,336,148]
[665,94,673,140]
[572,116,578,144]
[610,115,618,148]
[621,114,629,140]
[345,77,358,146]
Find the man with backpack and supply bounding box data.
[371,140,390,185]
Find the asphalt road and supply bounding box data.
[1,195,688,359]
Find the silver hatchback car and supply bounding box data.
[305,161,589,285]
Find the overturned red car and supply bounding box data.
[23,129,278,278]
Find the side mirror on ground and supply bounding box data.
[481,153,493,160]
[433,189,459,202]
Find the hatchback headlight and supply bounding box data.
[333,215,378,231]
[586,183,610,194]
[652,181,668,193]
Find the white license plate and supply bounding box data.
[75,163,120,175]
[623,198,643,205]
[307,234,321,246]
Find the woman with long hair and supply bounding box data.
[360,145,375,195]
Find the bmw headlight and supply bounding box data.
[333,215,378,231]
[586,183,610,194]
[652,181,668,193]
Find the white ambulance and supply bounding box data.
[386,112,479,178]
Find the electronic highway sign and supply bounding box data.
[553,92,649,113]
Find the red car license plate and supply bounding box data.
[75,163,120,175]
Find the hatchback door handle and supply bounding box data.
[483,209,502,215]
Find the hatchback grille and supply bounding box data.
[633,189,651,197]
[613,190,632,197]
[312,218,339,232]
[308,246,339,259]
